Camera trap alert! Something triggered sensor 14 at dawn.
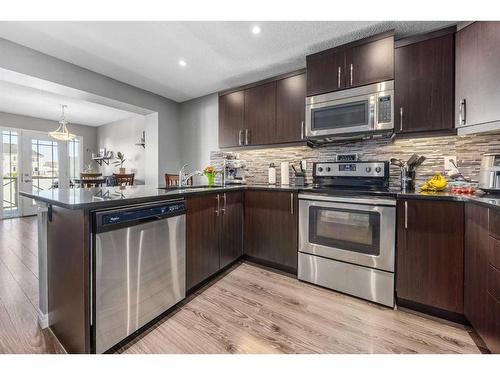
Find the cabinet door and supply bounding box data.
[346,36,394,88]
[464,204,489,338]
[456,22,500,128]
[186,194,221,290]
[397,199,464,314]
[244,82,276,145]
[276,73,306,143]
[244,190,298,273]
[220,191,243,269]
[395,34,455,133]
[306,49,346,96]
[219,91,244,148]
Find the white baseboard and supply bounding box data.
[37,308,49,329]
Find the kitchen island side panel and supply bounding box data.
[47,205,91,353]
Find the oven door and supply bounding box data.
[306,93,376,137]
[298,195,395,272]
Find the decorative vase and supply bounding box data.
[119,167,126,174]
[206,173,216,187]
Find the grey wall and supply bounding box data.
[0,37,181,185]
[179,93,219,185]
[97,116,146,184]
[0,111,97,165]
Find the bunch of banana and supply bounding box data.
[420,172,448,192]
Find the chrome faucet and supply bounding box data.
[179,164,203,187]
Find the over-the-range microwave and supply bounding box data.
[305,80,394,144]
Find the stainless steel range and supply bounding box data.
[298,160,396,307]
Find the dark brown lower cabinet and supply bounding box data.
[244,190,298,273]
[396,199,465,317]
[186,192,243,290]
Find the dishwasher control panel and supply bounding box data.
[94,199,186,233]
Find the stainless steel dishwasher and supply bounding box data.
[92,199,186,353]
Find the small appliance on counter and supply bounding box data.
[298,159,396,307]
[223,158,246,185]
[479,153,500,193]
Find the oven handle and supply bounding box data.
[298,194,396,207]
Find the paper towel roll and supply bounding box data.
[281,162,289,186]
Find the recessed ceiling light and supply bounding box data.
[179,60,187,67]
[251,25,261,35]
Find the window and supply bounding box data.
[68,138,81,188]
[31,139,59,191]
[2,130,19,216]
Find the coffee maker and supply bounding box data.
[223,158,246,185]
[479,153,500,193]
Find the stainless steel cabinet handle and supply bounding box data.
[404,201,408,229]
[338,66,341,88]
[459,99,466,125]
[300,121,305,140]
[245,129,249,145]
[215,194,220,216]
[221,193,226,215]
[350,64,353,86]
[238,130,242,146]
[399,107,403,132]
[290,193,294,215]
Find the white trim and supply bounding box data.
[37,308,49,329]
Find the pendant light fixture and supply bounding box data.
[49,105,76,141]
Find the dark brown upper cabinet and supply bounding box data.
[345,35,394,88]
[306,31,394,97]
[395,29,455,134]
[276,73,306,143]
[396,199,465,318]
[456,22,500,130]
[306,49,346,96]
[244,81,276,146]
[219,91,244,148]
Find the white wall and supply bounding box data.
[0,37,181,185]
[0,111,97,165]
[97,116,146,184]
[179,93,219,185]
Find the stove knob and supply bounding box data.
[365,167,372,173]
[375,167,382,173]
[318,167,324,173]
[326,167,331,172]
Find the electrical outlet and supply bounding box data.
[444,156,457,171]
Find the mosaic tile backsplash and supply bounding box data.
[211,133,500,189]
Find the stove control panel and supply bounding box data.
[314,161,387,178]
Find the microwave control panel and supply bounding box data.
[378,95,392,124]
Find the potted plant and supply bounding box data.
[203,166,219,187]
[113,152,127,174]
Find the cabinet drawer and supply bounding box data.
[488,264,500,303]
[489,208,500,240]
[490,236,500,270]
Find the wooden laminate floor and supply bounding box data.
[0,217,481,354]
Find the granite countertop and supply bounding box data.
[20,184,500,211]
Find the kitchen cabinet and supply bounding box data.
[276,73,306,143]
[244,190,298,273]
[244,81,276,146]
[306,32,394,97]
[219,191,244,269]
[306,49,346,96]
[395,31,455,134]
[186,192,243,290]
[464,204,489,344]
[396,199,465,318]
[219,91,244,148]
[456,22,500,131]
[345,35,394,88]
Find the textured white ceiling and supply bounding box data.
[0,21,455,102]
[0,80,139,126]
